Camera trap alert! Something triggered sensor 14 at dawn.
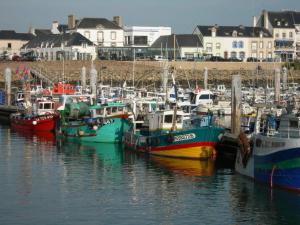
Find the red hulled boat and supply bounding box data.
[11,113,59,132]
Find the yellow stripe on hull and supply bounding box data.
[150,146,215,159]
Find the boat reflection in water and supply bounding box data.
[11,128,56,145]
[58,141,124,167]
[150,156,215,177]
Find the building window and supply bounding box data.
[275,33,279,38]
[111,42,116,47]
[251,42,257,50]
[259,52,264,59]
[84,31,90,39]
[282,32,286,39]
[7,43,11,49]
[111,31,116,40]
[289,32,293,38]
[252,52,257,58]
[277,21,281,26]
[268,52,272,59]
[206,43,212,52]
[239,51,245,59]
[231,51,237,58]
[97,31,104,42]
[259,41,264,49]
[232,41,238,48]
[268,41,272,49]
[216,43,221,49]
[238,41,244,48]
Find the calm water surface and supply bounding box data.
[1,125,300,225]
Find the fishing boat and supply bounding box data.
[60,101,131,143]
[11,98,59,132]
[124,109,224,159]
[235,110,300,192]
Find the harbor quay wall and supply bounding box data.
[0,60,299,88]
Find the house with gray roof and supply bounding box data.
[0,30,34,57]
[21,32,96,61]
[150,34,202,60]
[69,15,124,48]
[193,25,273,61]
[255,10,300,61]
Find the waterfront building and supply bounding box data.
[21,32,97,61]
[150,34,203,60]
[68,15,124,48]
[124,26,171,47]
[193,25,273,61]
[255,10,300,61]
[0,30,34,58]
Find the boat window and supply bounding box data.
[256,138,262,147]
[44,103,52,109]
[96,109,104,115]
[39,103,43,109]
[164,115,173,123]
[112,107,117,113]
[107,108,112,115]
[199,94,210,100]
[290,120,298,128]
[118,107,123,112]
[176,115,182,123]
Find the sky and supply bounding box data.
[0,0,299,33]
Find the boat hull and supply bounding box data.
[11,114,58,132]
[125,127,224,159]
[236,134,300,192]
[61,118,130,143]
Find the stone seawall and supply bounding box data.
[0,60,299,88]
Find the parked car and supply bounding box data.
[208,56,225,62]
[227,57,242,62]
[12,55,21,61]
[247,57,259,62]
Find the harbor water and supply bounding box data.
[1,125,300,225]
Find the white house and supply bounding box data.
[21,32,97,60]
[193,25,273,61]
[255,10,300,61]
[0,30,34,57]
[69,15,124,47]
[124,26,171,47]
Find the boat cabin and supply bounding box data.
[89,102,129,119]
[191,90,214,106]
[146,110,187,132]
[277,115,300,138]
[35,101,55,115]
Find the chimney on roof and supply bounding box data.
[28,26,35,36]
[113,16,123,27]
[51,21,60,34]
[253,16,257,27]
[263,10,269,30]
[68,14,76,29]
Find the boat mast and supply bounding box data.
[171,67,178,131]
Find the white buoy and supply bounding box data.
[4,68,12,105]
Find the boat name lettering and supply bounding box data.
[174,133,196,142]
